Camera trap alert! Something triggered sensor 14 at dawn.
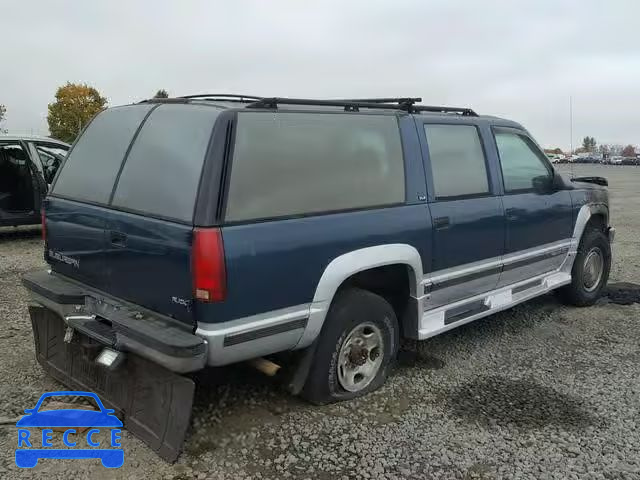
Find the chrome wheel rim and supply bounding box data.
[337,322,384,392]
[583,247,604,292]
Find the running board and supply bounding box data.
[418,271,571,339]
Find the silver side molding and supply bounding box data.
[418,270,571,339]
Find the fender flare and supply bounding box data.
[296,244,423,348]
[572,203,608,249]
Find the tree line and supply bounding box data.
[546,136,637,158]
[0,84,169,143]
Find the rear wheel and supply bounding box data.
[558,228,611,306]
[301,288,399,404]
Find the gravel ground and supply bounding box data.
[0,165,639,480]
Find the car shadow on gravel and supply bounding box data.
[600,282,640,305]
[441,375,602,430]
[185,364,308,456]
[0,226,41,243]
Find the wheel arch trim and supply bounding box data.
[295,244,423,348]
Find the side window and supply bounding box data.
[494,131,552,192]
[225,112,405,222]
[34,144,68,184]
[423,124,490,199]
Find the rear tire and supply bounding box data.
[558,228,611,306]
[301,288,399,404]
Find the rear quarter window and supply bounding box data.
[52,105,154,204]
[111,104,219,222]
[225,112,405,222]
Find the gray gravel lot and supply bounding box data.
[0,165,639,479]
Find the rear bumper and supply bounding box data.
[22,270,207,373]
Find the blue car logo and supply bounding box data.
[15,391,123,468]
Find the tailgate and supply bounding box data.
[46,103,223,328]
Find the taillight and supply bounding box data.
[192,228,226,302]
[41,208,47,242]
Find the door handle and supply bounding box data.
[505,208,519,221]
[110,231,127,247]
[433,216,450,230]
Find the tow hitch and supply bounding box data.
[29,306,195,462]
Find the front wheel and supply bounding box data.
[301,288,399,404]
[558,228,611,306]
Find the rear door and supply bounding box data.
[492,127,573,286]
[417,121,505,308]
[48,104,155,290]
[104,104,220,324]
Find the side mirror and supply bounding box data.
[533,172,564,194]
[552,170,566,190]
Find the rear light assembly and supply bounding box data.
[41,208,47,242]
[192,228,227,302]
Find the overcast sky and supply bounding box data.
[2,0,639,148]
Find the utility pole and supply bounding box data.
[569,95,574,177]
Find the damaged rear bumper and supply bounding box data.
[22,269,204,462]
[22,270,207,373]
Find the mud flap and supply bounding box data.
[29,306,195,462]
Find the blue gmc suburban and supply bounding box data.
[22,95,614,460]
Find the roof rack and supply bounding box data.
[139,94,478,116]
[413,105,478,116]
[179,94,264,102]
[246,97,477,115]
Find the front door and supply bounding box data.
[492,127,573,287]
[419,122,505,308]
[0,141,38,224]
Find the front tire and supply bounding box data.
[558,228,611,306]
[301,288,399,404]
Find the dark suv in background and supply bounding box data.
[22,95,614,460]
[0,135,69,227]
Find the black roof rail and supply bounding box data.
[247,97,421,112]
[139,97,190,104]
[246,97,477,115]
[329,97,422,105]
[414,105,478,116]
[179,94,264,102]
[139,95,478,116]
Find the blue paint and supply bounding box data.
[42,105,597,333]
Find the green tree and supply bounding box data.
[581,136,597,152]
[47,83,107,143]
[154,89,169,98]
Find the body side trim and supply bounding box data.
[422,239,572,297]
[196,304,310,366]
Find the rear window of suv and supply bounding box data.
[111,104,219,221]
[225,112,405,222]
[53,103,219,222]
[53,105,154,204]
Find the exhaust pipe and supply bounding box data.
[247,357,281,377]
